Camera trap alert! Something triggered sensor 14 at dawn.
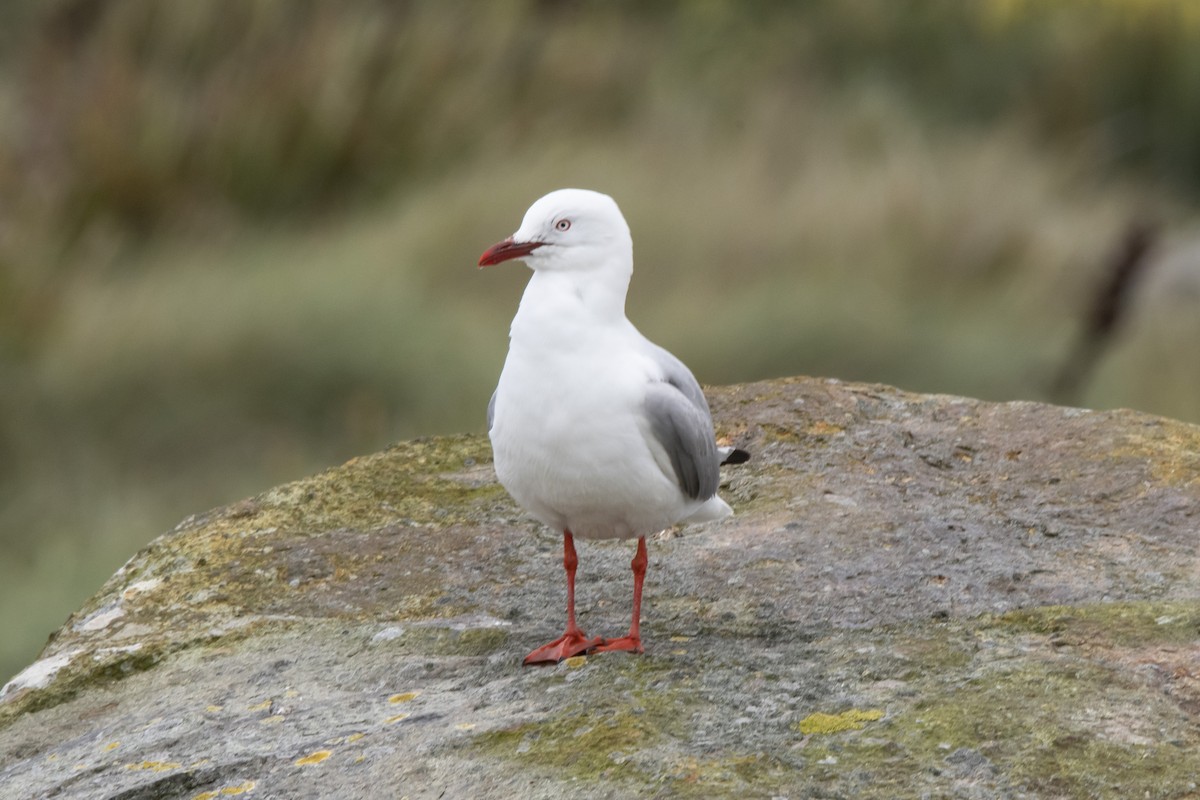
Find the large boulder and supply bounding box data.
[1,377,1197,799]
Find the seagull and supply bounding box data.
[479,188,748,665]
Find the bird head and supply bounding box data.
[478,188,632,273]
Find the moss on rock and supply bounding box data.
[2,378,1199,798]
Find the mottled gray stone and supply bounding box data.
[1,377,1198,799]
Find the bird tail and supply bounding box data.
[685,495,733,523]
[718,446,750,465]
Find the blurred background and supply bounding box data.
[3,0,1200,683]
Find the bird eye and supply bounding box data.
[555,219,571,232]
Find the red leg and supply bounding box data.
[593,536,647,655]
[523,531,604,665]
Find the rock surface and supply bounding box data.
[1,376,1198,799]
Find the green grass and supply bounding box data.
[3,1,1200,683]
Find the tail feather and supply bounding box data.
[718,446,750,466]
[685,495,733,523]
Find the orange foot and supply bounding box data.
[592,635,643,655]
[523,630,605,665]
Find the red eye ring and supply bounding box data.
[555,219,571,232]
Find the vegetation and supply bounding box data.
[2,0,1199,682]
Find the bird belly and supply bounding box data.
[490,363,695,540]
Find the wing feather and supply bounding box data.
[641,343,721,500]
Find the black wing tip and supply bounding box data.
[721,448,751,466]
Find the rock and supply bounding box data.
[1,376,1198,799]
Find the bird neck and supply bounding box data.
[515,261,633,333]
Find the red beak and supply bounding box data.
[478,237,544,267]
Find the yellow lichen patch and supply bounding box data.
[124,761,183,772]
[346,732,365,743]
[564,656,588,668]
[385,713,410,724]
[1113,422,1200,487]
[805,421,846,437]
[759,423,801,443]
[205,705,223,713]
[455,723,477,731]
[795,708,885,735]
[669,635,691,643]
[103,741,121,751]
[247,699,272,712]
[294,749,332,767]
[259,714,285,725]
[194,781,257,798]
[388,691,419,704]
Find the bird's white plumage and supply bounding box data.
[487,189,732,540]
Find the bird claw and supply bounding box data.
[591,635,643,655]
[522,630,605,665]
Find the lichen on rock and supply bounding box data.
[1,377,1198,799]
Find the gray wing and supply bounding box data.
[642,343,720,500]
[487,389,497,431]
[645,342,712,418]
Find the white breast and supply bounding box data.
[489,279,699,539]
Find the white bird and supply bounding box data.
[479,188,748,665]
